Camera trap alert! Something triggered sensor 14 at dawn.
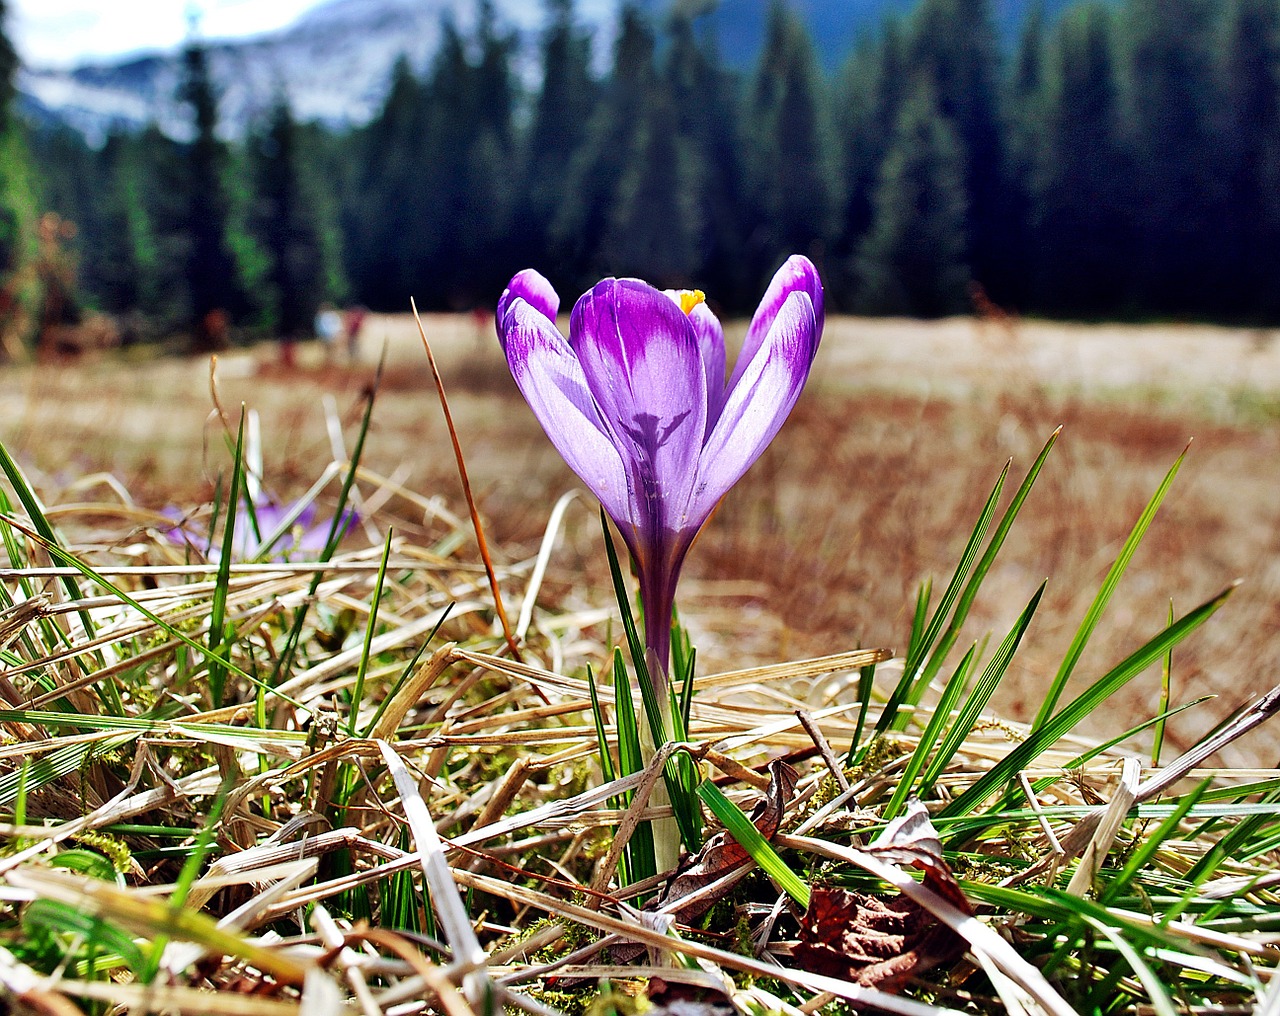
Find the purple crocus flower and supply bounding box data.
[161,499,358,562]
[496,256,824,694]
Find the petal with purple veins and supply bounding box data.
[570,279,708,539]
[690,290,819,526]
[497,269,560,349]
[502,296,632,526]
[728,255,824,392]
[688,303,728,428]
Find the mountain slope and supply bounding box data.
[18,0,1066,142]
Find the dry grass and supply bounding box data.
[0,315,1275,1014]
[2,313,1274,765]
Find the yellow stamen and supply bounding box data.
[678,290,706,315]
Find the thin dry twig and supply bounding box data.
[411,300,521,661]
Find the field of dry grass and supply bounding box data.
[1,311,1277,766]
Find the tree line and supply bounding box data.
[10,0,1280,348]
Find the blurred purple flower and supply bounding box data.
[496,256,824,689]
[162,499,357,562]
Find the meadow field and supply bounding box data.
[2,311,1276,767]
[1,311,1279,1015]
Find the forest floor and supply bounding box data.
[2,311,1278,767]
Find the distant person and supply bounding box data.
[198,307,230,353]
[315,303,342,360]
[343,305,369,362]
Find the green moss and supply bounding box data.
[71,831,131,875]
[849,734,908,779]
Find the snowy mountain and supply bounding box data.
[17,0,1060,144]
[18,0,619,142]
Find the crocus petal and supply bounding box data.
[662,288,727,425]
[688,303,728,427]
[501,296,632,525]
[728,255,824,392]
[569,279,708,544]
[296,506,358,556]
[497,269,560,349]
[690,290,819,526]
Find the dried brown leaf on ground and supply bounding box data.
[794,802,972,992]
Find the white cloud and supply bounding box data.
[9,0,325,69]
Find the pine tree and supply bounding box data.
[664,10,748,303]
[179,40,241,347]
[1123,0,1223,313]
[343,58,427,310]
[742,1,831,288]
[857,77,969,318]
[248,98,343,338]
[832,20,907,308]
[906,0,1005,296]
[601,82,701,286]
[1033,3,1131,315]
[0,0,16,136]
[521,0,598,282]
[460,0,520,302]
[1219,0,1280,318]
[135,125,194,323]
[551,5,657,288]
[1002,2,1046,307]
[88,133,163,317]
[0,0,38,324]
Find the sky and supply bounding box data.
[9,0,327,68]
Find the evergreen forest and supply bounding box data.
[8,0,1280,350]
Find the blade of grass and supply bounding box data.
[0,437,99,643]
[206,412,246,708]
[941,582,1234,821]
[600,511,700,851]
[1058,697,1211,777]
[613,648,656,888]
[1101,778,1210,906]
[23,899,146,974]
[908,428,1061,712]
[679,646,696,734]
[15,866,309,986]
[697,781,809,908]
[876,579,930,738]
[917,582,1045,798]
[0,452,118,713]
[0,733,142,805]
[348,528,394,736]
[600,510,661,742]
[846,661,877,765]
[271,366,379,687]
[413,302,520,660]
[361,604,453,738]
[1033,444,1189,731]
[1090,920,1179,1016]
[908,578,932,662]
[1186,794,1280,883]
[587,665,616,786]
[139,774,233,983]
[882,642,978,821]
[1153,599,1174,766]
[0,514,309,711]
[880,461,1008,734]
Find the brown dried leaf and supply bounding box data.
[794,885,961,992]
[794,802,971,992]
[866,800,972,915]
